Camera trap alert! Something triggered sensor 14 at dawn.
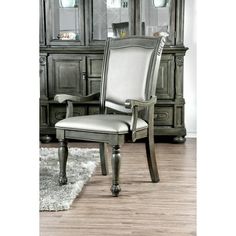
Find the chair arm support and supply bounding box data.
[124,96,157,142]
[54,92,100,103]
[54,92,100,118]
[124,96,157,109]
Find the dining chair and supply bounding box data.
[54,36,166,196]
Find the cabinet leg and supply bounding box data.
[40,135,52,143]
[173,136,186,144]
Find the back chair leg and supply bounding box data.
[58,139,68,185]
[145,135,160,183]
[99,143,109,175]
[110,145,121,197]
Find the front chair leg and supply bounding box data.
[145,136,160,183]
[58,139,68,185]
[110,145,121,197]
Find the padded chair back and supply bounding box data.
[100,36,165,115]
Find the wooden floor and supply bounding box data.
[40,138,196,236]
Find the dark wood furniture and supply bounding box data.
[40,0,188,143]
[54,36,166,196]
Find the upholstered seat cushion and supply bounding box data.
[55,114,148,134]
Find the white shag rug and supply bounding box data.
[40,148,99,211]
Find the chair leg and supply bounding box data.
[58,139,68,185]
[145,135,160,183]
[110,145,121,197]
[99,143,109,175]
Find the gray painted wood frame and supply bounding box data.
[55,36,165,196]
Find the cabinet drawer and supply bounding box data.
[48,54,86,98]
[49,104,86,126]
[156,54,174,100]
[154,106,173,126]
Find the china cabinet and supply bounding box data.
[40,0,188,143]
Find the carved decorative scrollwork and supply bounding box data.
[40,56,46,66]
[176,56,184,66]
[156,112,169,121]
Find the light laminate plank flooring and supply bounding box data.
[40,138,196,236]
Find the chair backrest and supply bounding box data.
[100,36,165,115]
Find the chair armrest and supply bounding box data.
[124,96,157,109]
[124,96,157,142]
[54,92,100,103]
[54,92,100,118]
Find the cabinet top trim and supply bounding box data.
[40,46,189,54]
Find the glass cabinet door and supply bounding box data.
[139,0,175,45]
[89,0,132,45]
[45,0,84,45]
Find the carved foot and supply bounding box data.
[110,184,121,197]
[59,175,67,185]
[40,135,52,143]
[173,136,186,144]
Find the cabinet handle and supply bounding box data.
[82,72,86,80]
[82,72,87,95]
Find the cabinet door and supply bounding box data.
[48,54,86,98]
[87,55,103,94]
[138,0,176,45]
[87,0,133,45]
[45,0,85,45]
[156,54,174,100]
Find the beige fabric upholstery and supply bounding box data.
[55,114,148,134]
[106,47,153,105]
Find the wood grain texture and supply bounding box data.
[40,138,196,236]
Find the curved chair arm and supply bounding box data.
[125,96,157,109]
[54,92,100,103]
[54,92,100,118]
[124,96,157,142]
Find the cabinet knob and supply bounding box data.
[82,72,86,80]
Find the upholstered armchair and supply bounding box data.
[54,36,166,196]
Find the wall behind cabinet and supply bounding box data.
[184,0,196,137]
